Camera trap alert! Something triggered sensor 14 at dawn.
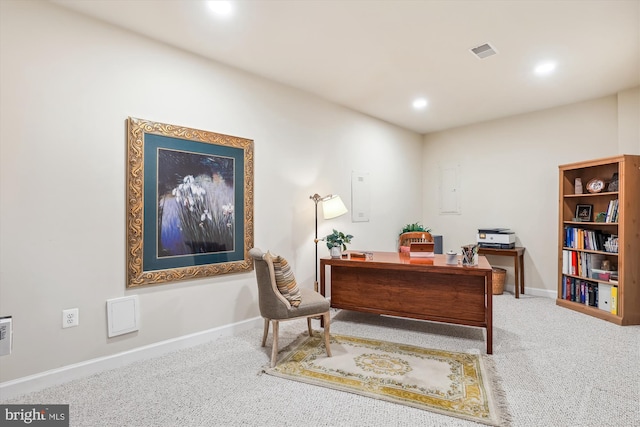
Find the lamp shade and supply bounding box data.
[321,195,348,219]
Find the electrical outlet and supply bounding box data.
[0,317,12,356]
[62,308,79,328]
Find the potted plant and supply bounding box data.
[400,222,431,235]
[324,229,354,258]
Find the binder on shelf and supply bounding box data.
[611,286,618,315]
[598,283,612,312]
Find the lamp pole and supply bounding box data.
[310,193,348,293]
[310,193,322,292]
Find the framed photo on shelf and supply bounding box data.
[575,204,593,222]
[126,117,254,287]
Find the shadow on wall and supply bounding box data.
[237,281,259,320]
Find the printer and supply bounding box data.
[477,228,516,249]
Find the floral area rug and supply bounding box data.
[264,333,510,426]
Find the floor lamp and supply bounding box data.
[310,193,348,292]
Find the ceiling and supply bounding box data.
[51,0,640,134]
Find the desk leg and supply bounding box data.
[514,255,520,299]
[519,254,525,294]
[486,273,493,354]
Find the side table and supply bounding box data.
[478,246,526,298]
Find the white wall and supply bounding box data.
[618,86,640,153]
[0,1,422,383]
[422,94,639,296]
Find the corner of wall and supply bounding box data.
[617,87,640,154]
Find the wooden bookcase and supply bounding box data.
[557,155,640,325]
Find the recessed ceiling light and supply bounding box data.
[534,61,556,75]
[207,1,233,17]
[412,98,428,109]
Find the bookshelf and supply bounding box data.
[557,155,640,325]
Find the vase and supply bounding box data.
[330,246,342,259]
[461,244,478,266]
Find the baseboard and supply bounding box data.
[0,316,263,401]
[504,284,556,299]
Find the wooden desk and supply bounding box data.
[478,247,526,298]
[320,252,494,354]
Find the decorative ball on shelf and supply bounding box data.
[586,178,605,193]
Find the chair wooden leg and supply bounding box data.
[261,318,269,347]
[270,320,279,368]
[323,312,331,357]
[307,317,313,336]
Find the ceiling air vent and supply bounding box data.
[470,43,498,59]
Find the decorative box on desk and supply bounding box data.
[409,242,434,258]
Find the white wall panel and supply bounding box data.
[0,0,422,382]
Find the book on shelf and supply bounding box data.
[564,250,603,278]
[565,251,571,275]
[588,283,597,307]
[564,226,614,253]
[605,199,619,223]
[570,277,575,301]
[611,286,618,315]
[562,275,601,307]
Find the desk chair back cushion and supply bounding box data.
[272,256,301,307]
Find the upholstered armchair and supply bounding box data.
[249,247,331,367]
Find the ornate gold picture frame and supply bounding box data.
[126,117,254,287]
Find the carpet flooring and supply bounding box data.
[2,294,640,426]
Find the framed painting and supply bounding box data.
[126,117,254,287]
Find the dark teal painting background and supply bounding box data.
[142,133,245,272]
